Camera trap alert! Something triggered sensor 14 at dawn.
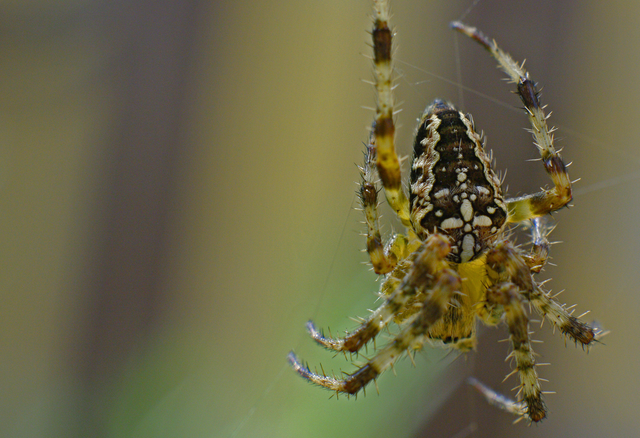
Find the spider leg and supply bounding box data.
[529,285,599,346]
[360,132,410,274]
[371,0,411,226]
[522,217,552,273]
[307,234,451,352]
[467,377,527,419]
[451,22,572,223]
[486,282,545,422]
[487,239,597,347]
[289,267,461,394]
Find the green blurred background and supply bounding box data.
[2,1,639,437]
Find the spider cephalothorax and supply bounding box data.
[288,0,601,423]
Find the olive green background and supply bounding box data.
[2,1,638,437]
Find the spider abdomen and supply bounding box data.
[410,100,507,263]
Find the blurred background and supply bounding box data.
[2,0,639,437]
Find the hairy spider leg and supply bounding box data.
[360,132,412,275]
[289,243,461,394]
[488,240,597,347]
[451,22,572,223]
[486,282,545,422]
[306,234,451,353]
[371,0,411,226]
[470,239,598,422]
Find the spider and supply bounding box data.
[288,0,601,423]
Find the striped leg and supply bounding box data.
[371,0,411,226]
[486,283,545,422]
[288,268,460,394]
[307,234,451,352]
[451,22,572,223]
[529,285,598,346]
[360,132,409,274]
[487,240,597,347]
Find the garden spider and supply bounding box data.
[288,0,601,423]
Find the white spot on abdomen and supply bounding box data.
[441,217,464,229]
[461,234,475,262]
[460,199,473,222]
[473,215,492,227]
[434,189,450,199]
